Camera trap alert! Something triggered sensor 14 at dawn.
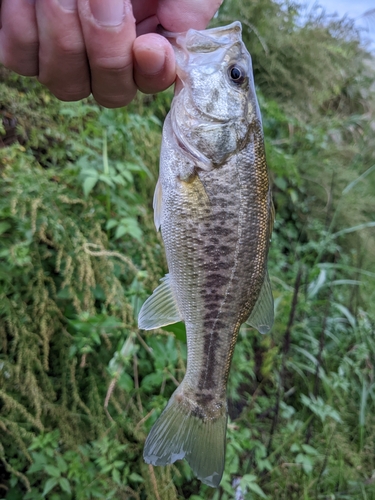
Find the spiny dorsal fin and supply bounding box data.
[138,274,182,330]
[153,178,163,231]
[245,271,274,334]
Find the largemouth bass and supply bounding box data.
[138,21,274,488]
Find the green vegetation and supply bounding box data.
[1,1,375,498]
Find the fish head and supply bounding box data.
[166,22,261,168]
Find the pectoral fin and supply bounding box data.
[138,274,182,330]
[245,271,274,334]
[153,178,163,231]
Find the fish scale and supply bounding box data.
[138,21,274,487]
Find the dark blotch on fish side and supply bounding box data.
[202,300,223,312]
[203,320,226,330]
[215,210,236,220]
[218,245,232,255]
[201,260,232,272]
[206,274,229,287]
[212,226,232,236]
[195,392,215,405]
[204,310,220,320]
[200,290,225,302]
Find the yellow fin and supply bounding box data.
[138,274,182,330]
[245,271,274,334]
[153,177,163,231]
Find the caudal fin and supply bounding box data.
[143,391,227,487]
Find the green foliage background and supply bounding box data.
[1,1,375,498]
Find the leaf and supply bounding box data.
[293,346,318,366]
[98,174,115,187]
[113,174,127,185]
[333,303,356,329]
[42,477,58,497]
[45,465,61,478]
[301,444,319,456]
[307,269,327,298]
[118,372,134,392]
[59,477,71,494]
[0,222,11,235]
[115,224,128,239]
[240,474,268,498]
[140,372,164,392]
[129,472,144,483]
[27,461,47,474]
[248,482,268,498]
[295,453,313,474]
[106,219,118,230]
[56,456,68,474]
[116,217,143,241]
[112,468,121,485]
[274,176,287,190]
[161,322,187,342]
[332,221,375,238]
[342,164,375,194]
[83,176,98,197]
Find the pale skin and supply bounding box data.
[0,0,222,108]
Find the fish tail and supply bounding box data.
[143,389,227,488]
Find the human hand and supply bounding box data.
[0,0,222,108]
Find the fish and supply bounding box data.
[138,21,274,488]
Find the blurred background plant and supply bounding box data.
[1,0,375,498]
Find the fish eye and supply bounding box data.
[228,65,246,85]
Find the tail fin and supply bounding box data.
[143,391,227,488]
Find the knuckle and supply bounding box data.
[55,35,84,58]
[92,55,132,74]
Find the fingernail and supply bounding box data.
[135,36,167,75]
[58,0,77,11]
[138,48,165,75]
[90,0,125,27]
